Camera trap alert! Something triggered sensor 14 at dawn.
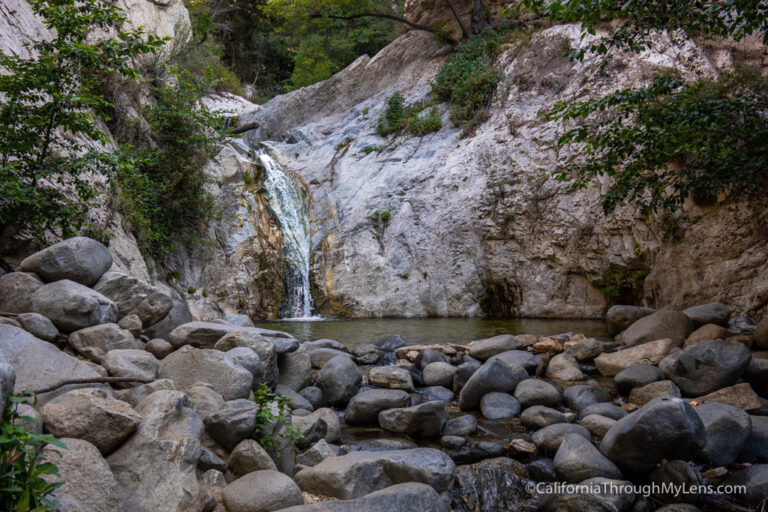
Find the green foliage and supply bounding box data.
[599,267,648,304]
[250,384,302,456]
[407,107,442,135]
[115,69,225,258]
[1,394,67,511]
[370,209,391,245]
[187,286,197,294]
[376,93,439,136]
[550,66,768,213]
[400,272,409,279]
[0,0,163,244]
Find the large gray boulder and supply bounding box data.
[422,362,457,388]
[31,280,117,333]
[215,330,278,388]
[682,302,732,328]
[739,415,768,463]
[368,366,415,391]
[294,448,456,499]
[0,272,43,313]
[18,237,112,286]
[101,349,159,386]
[278,482,449,512]
[167,321,235,348]
[480,392,521,420]
[308,347,355,369]
[468,335,526,360]
[545,353,585,381]
[378,401,447,438]
[489,350,540,373]
[222,470,304,512]
[554,433,622,482]
[203,399,259,450]
[520,406,568,430]
[69,324,140,363]
[618,310,693,347]
[92,271,172,327]
[16,312,58,342]
[278,345,313,391]
[595,338,677,376]
[0,325,107,404]
[664,340,752,396]
[228,439,278,475]
[531,423,591,455]
[514,378,561,408]
[46,438,120,512]
[614,364,663,395]
[40,388,141,455]
[600,397,705,473]
[345,389,410,424]
[316,355,361,406]
[107,390,203,512]
[158,345,253,400]
[143,292,193,340]
[458,358,528,411]
[606,305,655,335]
[694,402,752,465]
[562,385,612,412]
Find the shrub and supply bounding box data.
[407,107,442,135]
[376,93,439,136]
[250,384,302,456]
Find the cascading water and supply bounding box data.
[256,149,316,319]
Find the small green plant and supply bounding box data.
[170,269,181,280]
[335,137,353,151]
[187,286,196,294]
[361,145,375,154]
[216,290,229,298]
[202,288,209,298]
[80,224,114,247]
[599,267,648,304]
[362,107,370,115]
[422,270,428,279]
[1,394,66,511]
[370,209,392,246]
[250,384,302,456]
[407,107,442,136]
[401,272,409,279]
[376,92,431,136]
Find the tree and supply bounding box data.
[0,0,164,243]
[513,0,768,213]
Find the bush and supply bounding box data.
[376,93,440,136]
[250,384,302,456]
[407,107,442,135]
[1,394,66,511]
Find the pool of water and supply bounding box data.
[253,317,609,346]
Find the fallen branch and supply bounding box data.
[27,377,154,395]
[228,121,260,135]
[309,12,457,45]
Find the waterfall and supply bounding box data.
[256,149,316,319]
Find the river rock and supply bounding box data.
[293,448,456,499]
[520,406,568,430]
[755,316,768,350]
[618,310,693,347]
[664,340,751,396]
[228,439,278,475]
[101,349,159,386]
[31,280,117,333]
[114,379,176,408]
[92,271,172,327]
[563,385,612,412]
[579,403,627,421]
[107,390,203,512]
[316,355,361,405]
[422,362,456,388]
[145,338,174,359]
[578,414,616,438]
[693,402,751,465]
[368,365,414,391]
[299,386,324,409]
[292,413,328,449]
[649,460,700,503]
[606,305,655,335]
[451,457,529,511]
[373,334,406,352]
[351,344,384,364]
[158,345,253,400]
[117,314,142,337]
[564,337,603,361]
[19,237,112,285]
[278,345,312,391]
[468,335,526,360]
[279,482,448,512]
[683,302,732,328]
[458,358,528,410]
[345,389,410,424]
[595,338,677,376]
[143,292,193,340]
[489,350,540,373]
[746,356,768,396]
[68,323,139,363]
[629,380,681,405]
[545,353,584,380]
[554,433,622,482]
[417,385,454,403]
[304,339,348,351]
[222,470,303,512]
[16,312,58,342]
[0,272,42,313]
[308,347,355,369]
[0,358,14,413]
[414,348,450,370]
[41,388,141,454]
[296,439,339,467]
[738,415,768,462]
[185,384,225,419]
[226,347,267,387]
[378,400,447,438]
[600,397,706,473]
[614,364,663,394]
[306,408,341,443]
[0,325,108,404]
[46,438,119,512]
[480,392,521,420]
[453,360,481,392]
[684,323,729,347]
[168,321,235,348]
[531,423,591,455]
[275,385,314,411]
[696,382,762,411]
[722,464,768,506]
[514,378,562,408]
[203,399,258,450]
[443,414,478,436]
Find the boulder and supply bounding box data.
[31,280,117,333]
[143,292,193,340]
[531,423,591,455]
[578,414,616,438]
[693,402,751,465]
[480,392,521,420]
[417,386,454,403]
[664,340,751,396]
[489,350,540,373]
[101,349,159,386]
[606,305,655,335]
[453,360,482,392]
[299,386,325,410]
[16,312,58,342]
[308,347,355,369]
[468,335,526,360]
[413,349,450,370]
[682,303,732,328]
[278,482,448,512]
[755,316,768,350]
[600,397,706,473]
[107,390,203,512]
[19,237,112,285]
[304,339,349,352]
[564,337,603,361]
[554,433,622,482]
[222,313,255,327]
[41,388,141,454]
[722,464,768,506]
[145,338,174,359]
[198,447,226,473]
[203,399,259,450]
[113,379,176,408]
[545,353,585,381]
[458,359,528,411]
[351,344,384,365]
[514,378,561,408]
[614,364,663,395]
[344,389,410,424]
[684,323,729,346]
[304,408,341,443]
[226,347,268,388]
[46,438,119,512]
[0,272,42,313]
[368,366,414,391]
[595,338,677,376]
[278,346,312,391]
[158,345,253,400]
[618,310,693,347]
[293,448,456,499]
[443,415,478,436]
[562,385,612,413]
[374,334,406,352]
[738,415,768,463]
[0,325,107,404]
[276,385,314,411]
[222,470,303,512]
[746,356,768,397]
[695,382,762,411]
[296,439,339,467]
[378,401,447,438]
[629,380,681,406]
[68,323,139,363]
[520,406,568,430]
[167,321,235,348]
[316,356,362,406]
[292,413,328,449]
[117,314,142,337]
[579,403,628,421]
[451,458,530,512]
[422,362,457,388]
[92,271,172,327]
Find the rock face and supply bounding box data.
[458,359,528,410]
[31,280,117,332]
[293,448,455,499]
[664,340,752,396]
[600,397,706,473]
[108,391,203,512]
[92,271,172,327]
[158,345,253,400]
[222,470,304,512]
[618,310,693,347]
[18,237,112,286]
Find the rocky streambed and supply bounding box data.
[1,237,767,511]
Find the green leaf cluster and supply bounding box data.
[250,384,302,456]
[376,93,441,136]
